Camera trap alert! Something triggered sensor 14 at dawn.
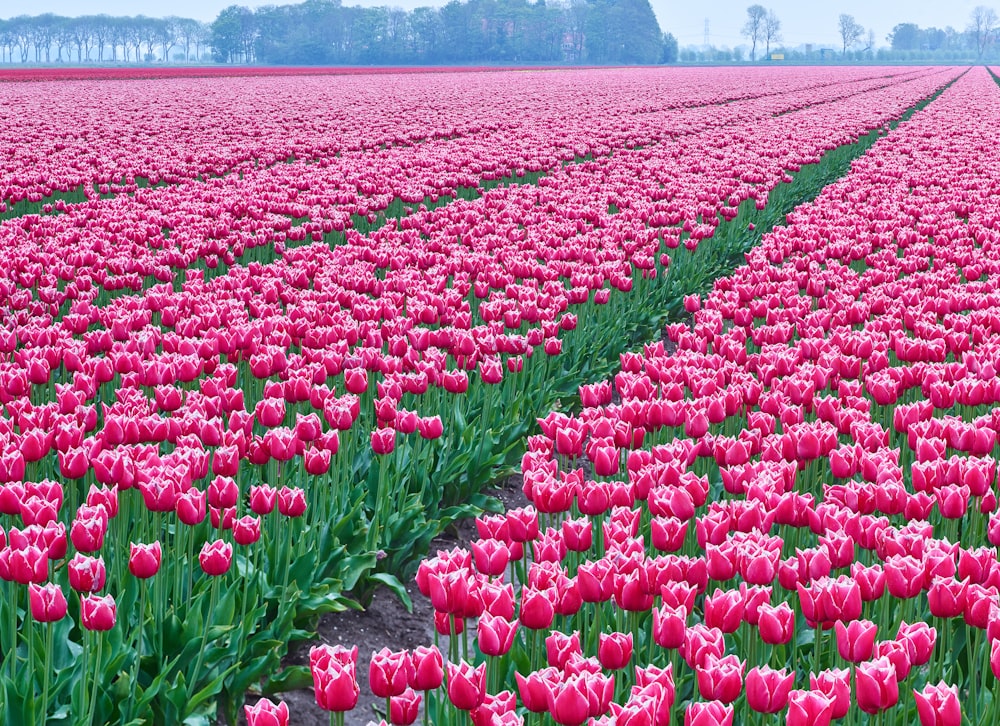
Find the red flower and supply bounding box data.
[446,660,486,711]
[745,666,793,714]
[199,539,233,576]
[786,689,834,726]
[233,515,262,546]
[389,688,421,725]
[277,487,307,517]
[80,593,116,631]
[128,541,162,579]
[913,681,961,726]
[244,698,289,726]
[684,700,733,726]
[834,619,877,663]
[696,654,745,704]
[249,484,278,515]
[758,602,794,645]
[67,553,106,593]
[809,669,850,719]
[408,645,443,691]
[855,656,899,714]
[310,645,359,712]
[597,631,633,671]
[370,648,413,698]
[548,675,590,726]
[29,582,68,622]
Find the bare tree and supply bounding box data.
[54,18,75,62]
[173,17,201,61]
[161,17,182,61]
[193,22,210,61]
[91,15,111,62]
[969,5,998,57]
[138,17,165,61]
[8,16,32,63]
[764,10,781,57]
[838,13,865,56]
[742,4,767,61]
[68,17,94,62]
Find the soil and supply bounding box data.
[240,476,529,726]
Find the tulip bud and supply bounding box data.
[310,645,359,712]
[598,631,633,671]
[80,593,116,630]
[745,666,793,714]
[389,688,421,725]
[128,541,162,579]
[199,539,233,576]
[244,698,290,726]
[29,582,68,622]
[855,656,899,714]
[786,689,835,726]
[370,648,413,698]
[446,660,486,711]
[408,645,444,691]
[68,553,106,593]
[913,681,961,726]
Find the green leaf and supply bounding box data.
[263,665,313,695]
[187,664,239,714]
[369,573,413,613]
[338,553,377,592]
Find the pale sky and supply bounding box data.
[2,0,987,49]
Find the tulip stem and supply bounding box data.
[128,579,148,720]
[4,582,13,680]
[813,624,821,677]
[87,633,104,726]
[41,622,53,725]
[191,575,220,691]
[27,615,36,725]
[969,627,982,724]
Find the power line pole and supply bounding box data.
[704,18,710,47]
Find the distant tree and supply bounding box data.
[661,32,678,63]
[924,27,946,51]
[138,17,166,62]
[838,14,864,56]
[409,7,444,60]
[160,17,182,61]
[91,15,112,62]
[741,4,767,61]
[888,22,920,51]
[9,16,32,63]
[54,17,75,62]
[763,10,781,57]
[211,5,257,62]
[33,14,61,62]
[173,17,202,61]
[67,17,95,62]
[968,5,998,57]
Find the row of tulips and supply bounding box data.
[0,66,937,213]
[279,67,1000,726]
[1,67,952,307]
[0,68,962,724]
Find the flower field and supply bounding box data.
[1,64,996,726]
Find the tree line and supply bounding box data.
[729,3,1000,63]
[0,15,210,64]
[214,0,672,65]
[0,0,676,67]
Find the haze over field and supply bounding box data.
[7,0,987,48]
